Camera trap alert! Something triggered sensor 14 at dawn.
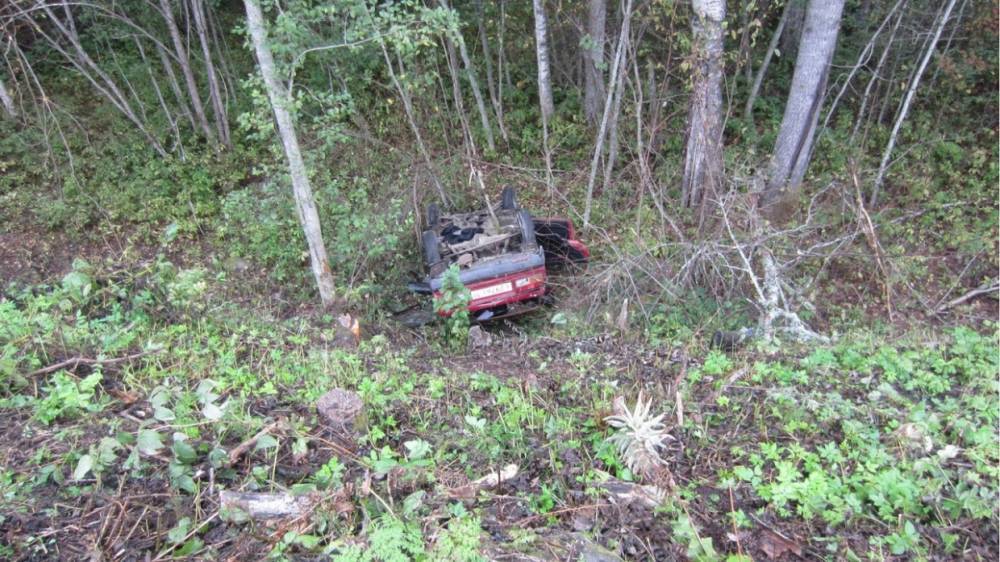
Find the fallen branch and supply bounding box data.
[227,420,286,465]
[446,464,519,499]
[852,165,893,321]
[28,349,162,378]
[935,280,999,314]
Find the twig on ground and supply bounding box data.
[227,420,286,465]
[28,349,162,377]
[935,280,999,314]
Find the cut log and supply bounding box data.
[219,491,319,521]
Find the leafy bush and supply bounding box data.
[434,265,471,350]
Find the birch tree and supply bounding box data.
[242,0,337,306]
[438,0,494,152]
[583,0,606,126]
[191,0,231,148]
[532,0,554,121]
[762,0,846,217]
[532,0,554,192]
[870,0,957,206]
[0,74,16,119]
[680,0,726,210]
[158,0,214,141]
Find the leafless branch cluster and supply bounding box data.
[574,176,899,343]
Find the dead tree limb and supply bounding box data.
[28,350,162,378]
[935,281,999,314]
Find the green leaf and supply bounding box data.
[195,379,220,404]
[74,454,94,481]
[404,439,431,460]
[254,434,279,452]
[137,429,164,455]
[167,517,191,544]
[175,538,203,556]
[202,402,223,421]
[402,490,425,516]
[154,406,176,422]
[464,415,486,432]
[172,440,198,464]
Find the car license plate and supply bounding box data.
[470,282,512,300]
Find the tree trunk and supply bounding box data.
[191,0,231,148]
[780,0,806,60]
[680,0,726,211]
[242,0,338,307]
[532,0,555,122]
[0,74,16,119]
[475,0,509,143]
[439,0,495,152]
[37,4,167,156]
[532,0,555,193]
[762,0,846,219]
[443,36,475,159]
[849,7,905,146]
[154,43,197,131]
[744,0,792,123]
[159,0,214,142]
[870,0,957,206]
[583,0,606,126]
[583,0,633,227]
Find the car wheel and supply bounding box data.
[426,203,440,229]
[422,230,440,265]
[500,186,517,210]
[516,210,537,249]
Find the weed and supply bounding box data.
[434,265,471,350]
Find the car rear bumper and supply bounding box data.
[434,265,547,313]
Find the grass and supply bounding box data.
[0,248,996,560]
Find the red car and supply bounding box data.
[408,187,589,321]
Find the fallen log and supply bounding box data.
[219,491,319,521]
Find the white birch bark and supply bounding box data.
[532,0,554,122]
[439,0,494,152]
[0,74,16,119]
[763,0,846,210]
[583,0,633,227]
[243,0,338,306]
[681,0,726,209]
[159,0,214,141]
[191,0,231,148]
[870,0,957,206]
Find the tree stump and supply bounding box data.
[316,389,365,442]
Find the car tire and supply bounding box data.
[500,186,517,210]
[422,230,440,265]
[516,210,537,249]
[426,203,440,230]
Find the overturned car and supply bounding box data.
[407,187,588,322]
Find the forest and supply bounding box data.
[0,0,997,560]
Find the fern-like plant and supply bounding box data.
[605,393,673,480]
